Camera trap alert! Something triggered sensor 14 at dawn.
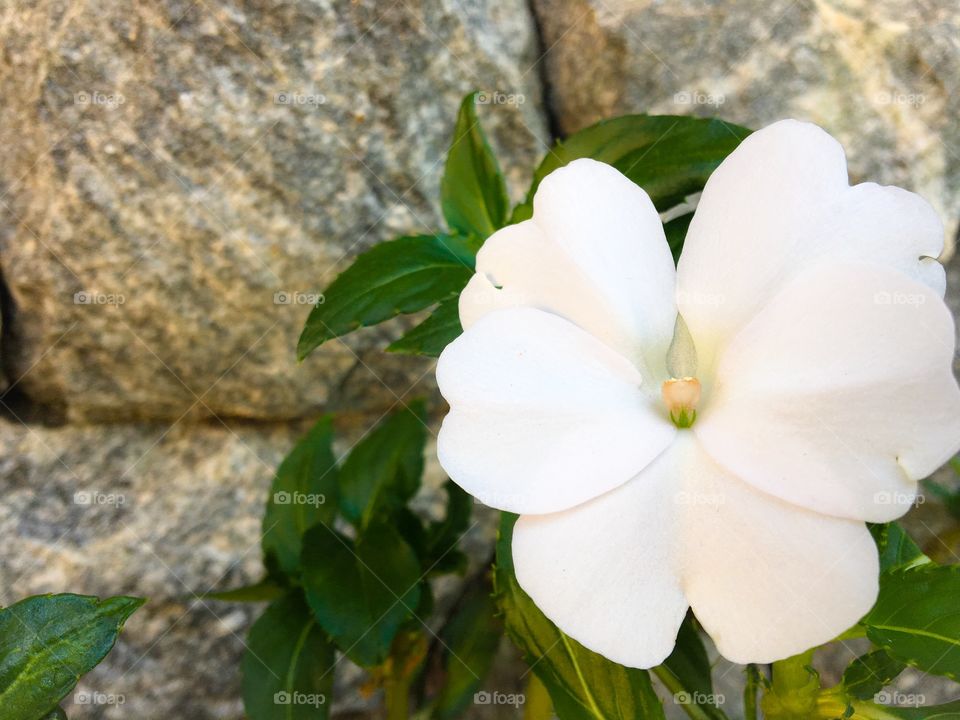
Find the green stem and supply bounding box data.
[385,673,411,720]
[523,673,553,720]
[652,666,715,720]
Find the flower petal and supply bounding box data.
[461,158,677,378]
[677,434,878,664]
[696,261,960,522]
[677,119,946,370]
[513,445,687,669]
[437,307,675,514]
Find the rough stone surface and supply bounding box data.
[0,416,503,718]
[4,1,960,718]
[533,0,960,251]
[0,0,548,423]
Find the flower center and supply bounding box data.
[662,377,701,428]
[663,315,700,428]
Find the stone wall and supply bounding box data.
[1,1,959,718]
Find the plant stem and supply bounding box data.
[651,666,715,720]
[523,673,553,720]
[385,673,411,720]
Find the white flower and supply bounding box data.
[436,120,960,668]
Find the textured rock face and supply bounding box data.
[0,416,501,718]
[533,0,960,250]
[0,0,547,423]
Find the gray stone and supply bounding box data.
[0,415,502,718]
[533,0,960,251]
[0,0,548,423]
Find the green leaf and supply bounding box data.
[387,298,463,358]
[441,92,510,239]
[242,591,334,720]
[663,212,693,263]
[865,564,960,680]
[432,582,503,719]
[422,481,472,576]
[868,523,929,573]
[843,699,960,719]
[39,709,66,720]
[663,614,712,697]
[512,115,750,223]
[658,614,728,719]
[494,513,666,720]
[301,522,421,667]
[0,594,144,720]
[206,578,286,603]
[297,234,477,359]
[339,401,427,528]
[262,417,340,578]
[841,649,905,701]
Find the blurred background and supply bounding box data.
[1,0,959,717]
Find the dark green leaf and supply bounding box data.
[441,93,510,239]
[297,234,477,359]
[865,564,960,679]
[868,523,929,574]
[423,481,472,576]
[242,592,334,720]
[301,522,421,667]
[494,513,666,720]
[387,298,463,358]
[263,416,340,578]
[660,613,728,719]
[339,401,427,528]
[663,212,693,263]
[432,583,503,719]
[39,709,66,720]
[0,594,144,720]
[205,578,286,603]
[841,649,905,701]
[512,115,750,223]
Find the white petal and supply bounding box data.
[697,261,960,522]
[437,307,675,514]
[677,119,946,370]
[677,434,879,664]
[462,158,677,378]
[513,445,687,669]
